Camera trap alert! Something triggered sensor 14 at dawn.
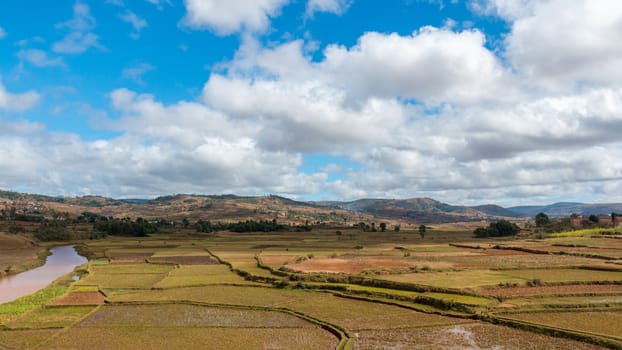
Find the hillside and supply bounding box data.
[470,205,523,218]
[0,192,365,225]
[509,202,622,217]
[3,189,621,224]
[321,198,518,223]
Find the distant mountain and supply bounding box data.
[321,198,515,223]
[469,205,523,218]
[508,202,622,217]
[2,189,621,224]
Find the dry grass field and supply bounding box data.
[0,233,46,277]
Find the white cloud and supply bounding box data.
[3,2,622,205]
[122,63,156,84]
[0,26,6,39]
[468,0,539,20]
[306,0,352,17]
[203,75,406,152]
[53,2,104,54]
[119,10,148,39]
[0,82,40,111]
[0,86,327,198]
[56,2,96,31]
[504,0,622,90]
[321,27,513,105]
[145,0,172,10]
[181,0,290,35]
[17,49,66,68]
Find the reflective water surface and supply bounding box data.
[0,245,87,304]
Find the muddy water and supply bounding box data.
[0,245,87,304]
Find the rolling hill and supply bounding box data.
[2,189,621,224]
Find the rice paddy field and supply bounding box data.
[1,227,621,349]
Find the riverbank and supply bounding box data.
[0,233,48,278]
[0,245,88,304]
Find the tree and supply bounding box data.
[418,225,426,238]
[357,222,366,232]
[379,222,387,232]
[394,224,401,232]
[535,212,550,227]
[474,220,521,238]
[588,215,599,224]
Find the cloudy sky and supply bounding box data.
[0,0,621,206]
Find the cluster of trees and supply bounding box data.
[534,212,620,233]
[356,222,397,232]
[195,219,311,233]
[34,221,71,241]
[474,220,521,238]
[93,218,160,237]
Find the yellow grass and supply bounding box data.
[548,227,622,238]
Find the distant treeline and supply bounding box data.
[33,213,170,241]
[195,219,311,233]
[93,219,159,237]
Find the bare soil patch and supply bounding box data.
[49,292,105,306]
[148,256,219,265]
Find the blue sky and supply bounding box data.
[1,0,622,205]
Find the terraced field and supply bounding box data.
[1,228,621,349]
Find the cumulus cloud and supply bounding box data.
[306,0,352,17]
[0,90,327,198]
[470,0,622,91]
[181,0,289,35]
[53,2,105,54]
[321,27,514,105]
[0,82,40,111]
[505,0,622,90]
[3,1,622,204]
[195,18,622,203]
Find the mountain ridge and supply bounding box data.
[2,190,621,223]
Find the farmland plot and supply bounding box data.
[500,311,622,341]
[355,323,604,350]
[39,304,339,350]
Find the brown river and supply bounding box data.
[0,245,87,304]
